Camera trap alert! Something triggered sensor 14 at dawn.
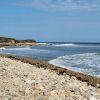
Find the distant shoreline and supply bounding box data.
[1,42,100,47]
[0,43,39,47]
[0,37,38,47]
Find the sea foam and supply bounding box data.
[0,47,6,50]
[51,43,77,47]
[49,53,100,77]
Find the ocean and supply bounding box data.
[1,42,100,77]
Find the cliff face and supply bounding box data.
[0,37,36,44]
[0,37,16,44]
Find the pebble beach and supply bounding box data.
[0,56,100,100]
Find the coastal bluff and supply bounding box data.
[0,37,37,46]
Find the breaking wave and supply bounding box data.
[7,46,32,51]
[0,47,6,50]
[3,46,52,54]
[38,43,48,45]
[51,43,77,47]
[49,53,100,77]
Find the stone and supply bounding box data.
[72,96,79,100]
[89,96,96,100]
[34,84,44,90]
[14,77,22,85]
[96,84,100,88]
[26,79,36,85]
[0,56,100,100]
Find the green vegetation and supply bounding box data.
[0,37,36,43]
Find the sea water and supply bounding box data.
[1,42,100,77]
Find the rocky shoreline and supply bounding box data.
[0,54,100,87]
[0,54,100,100]
[0,43,38,47]
[0,37,38,47]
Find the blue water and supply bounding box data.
[1,42,100,77]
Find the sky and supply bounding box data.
[0,0,100,42]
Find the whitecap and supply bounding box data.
[7,46,32,51]
[0,47,6,50]
[49,53,100,77]
[51,43,77,47]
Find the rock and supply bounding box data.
[34,84,44,90]
[49,85,56,91]
[25,88,30,94]
[89,96,97,100]
[96,84,100,88]
[0,56,100,100]
[26,79,36,85]
[14,77,22,85]
[48,96,58,100]
[78,96,84,100]
[65,91,71,97]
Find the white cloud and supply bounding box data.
[17,0,100,11]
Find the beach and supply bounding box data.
[1,0,100,99]
[0,55,100,100]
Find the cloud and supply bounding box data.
[17,0,100,11]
